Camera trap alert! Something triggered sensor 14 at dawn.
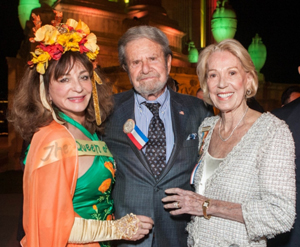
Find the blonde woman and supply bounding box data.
[162,39,295,247]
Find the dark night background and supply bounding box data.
[1,0,300,99]
[230,0,300,85]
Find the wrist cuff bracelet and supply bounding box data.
[202,199,211,220]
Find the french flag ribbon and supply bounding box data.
[123,119,148,150]
[190,126,210,185]
[190,160,201,185]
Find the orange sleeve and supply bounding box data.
[21,122,79,247]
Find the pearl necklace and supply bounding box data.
[218,107,249,142]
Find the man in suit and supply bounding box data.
[280,85,300,106]
[268,85,300,246]
[103,26,211,247]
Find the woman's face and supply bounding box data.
[49,61,92,122]
[206,50,251,113]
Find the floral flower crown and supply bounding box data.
[28,11,103,126]
[28,10,99,74]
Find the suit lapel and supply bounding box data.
[119,90,190,182]
[157,91,190,182]
[117,90,154,177]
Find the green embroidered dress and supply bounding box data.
[62,113,115,247]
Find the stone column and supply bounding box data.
[6,58,26,171]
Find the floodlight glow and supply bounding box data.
[18,0,41,29]
[188,42,198,63]
[248,34,267,72]
[211,0,237,43]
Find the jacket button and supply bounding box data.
[154,187,160,192]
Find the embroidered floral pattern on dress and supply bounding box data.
[104,161,115,178]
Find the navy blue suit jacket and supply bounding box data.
[103,89,211,247]
[268,98,300,247]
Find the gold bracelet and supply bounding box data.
[113,213,140,239]
[202,199,211,220]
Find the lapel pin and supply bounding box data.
[179,111,184,115]
[123,119,148,150]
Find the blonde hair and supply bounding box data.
[197,39,258,105]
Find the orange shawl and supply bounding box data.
[21,121,99,247]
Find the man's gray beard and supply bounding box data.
[132,80,167,99]
[139,81,166,96]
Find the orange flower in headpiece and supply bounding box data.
[66,19,90,35]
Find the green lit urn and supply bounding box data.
[211,0,237,43]
[18,0,41,29]
[248,34,267,72]
[18,0,57,30]
[188,42,199,63]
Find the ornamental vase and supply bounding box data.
[211,0,237,43]
[18,0,41,29]
[188,42,199,63]
[248,34,267,72]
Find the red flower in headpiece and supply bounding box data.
[39,43,64,60]
[79,38,89,53]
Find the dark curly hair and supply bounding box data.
[8,51,113,141]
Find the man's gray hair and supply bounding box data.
[118,25,173,70]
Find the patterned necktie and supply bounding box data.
[144,103,166,179]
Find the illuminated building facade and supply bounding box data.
[12,0,220,99]
[4,0,291,170]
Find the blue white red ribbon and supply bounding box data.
[190,126,211,185]
[190,160,201,185]
[123,119,148,150]
[127,125,148,150]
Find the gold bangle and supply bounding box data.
[202,199,211,220]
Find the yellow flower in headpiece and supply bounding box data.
[86,50,99,61]
[34,25,60,45]
[30,50,51,74]
[57,32,83,52]
[66,19,90,35]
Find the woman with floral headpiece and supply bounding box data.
[9,12,153,247]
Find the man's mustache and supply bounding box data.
[137,72,159,81]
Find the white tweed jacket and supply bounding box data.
[187,112,296,247]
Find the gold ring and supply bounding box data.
[173,201,180,208]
